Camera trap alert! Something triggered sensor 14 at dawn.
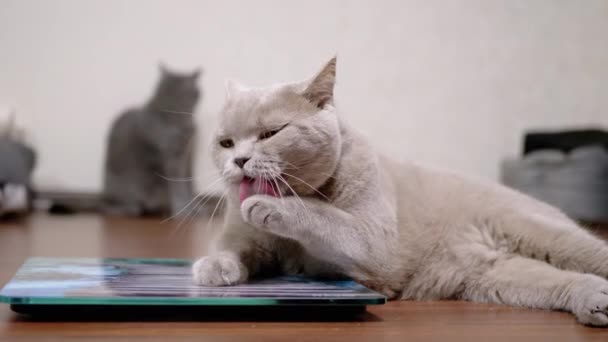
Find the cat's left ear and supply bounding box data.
[159,62,169,75]
[302,57,336,109]
[191,68,202,80]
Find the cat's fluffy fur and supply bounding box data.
[193,58,608,326]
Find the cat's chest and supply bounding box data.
[270,237,343,278]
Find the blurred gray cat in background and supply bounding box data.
[103,64,201,217]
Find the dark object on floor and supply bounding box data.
[47,204,76,215]
[35,191,102,215]
[9,304,369,322]
[524,129,608,155]
[0,138,36,219]
[506,128,608,223]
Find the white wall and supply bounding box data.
[1,0,607,193]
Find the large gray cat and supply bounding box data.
[103,64,201,216]
[193,58,608,326]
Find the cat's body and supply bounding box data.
[103,65,201,216]
[0,114,36,218]
[193,58,608,326]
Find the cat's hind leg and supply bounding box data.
[463,254,608,326]
[495,213,608,278]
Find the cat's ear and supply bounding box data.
[159,62,169,75]
[191,68,202,80]
[302,57,337,109]
[224,79,248,99]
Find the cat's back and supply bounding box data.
[108,108,140,140]
[381,157,568,229]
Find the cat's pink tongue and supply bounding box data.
[239,177,279,203]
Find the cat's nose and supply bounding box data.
[234,157,250,169]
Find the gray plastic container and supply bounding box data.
[501,146,608,223]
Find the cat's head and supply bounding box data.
[150,63,201,112]
[212,58,341,196]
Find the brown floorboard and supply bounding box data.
[1,213,607,341]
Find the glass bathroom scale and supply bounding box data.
[0,258,385,317]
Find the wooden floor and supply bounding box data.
[1,213,608,341]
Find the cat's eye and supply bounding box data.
[259,130,279,140]
[259,125,286,140]
[219,139,234,148]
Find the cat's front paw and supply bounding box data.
[192,254,248,286]
[571,276,608,326]
[241,195,284,231]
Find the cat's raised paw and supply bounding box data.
[241,195,284,231]
[192,254,248,286]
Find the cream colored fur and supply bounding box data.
[193,58,608,326]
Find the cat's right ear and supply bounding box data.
[159,62,169,75]
[224,79,248,99]
[191,68,202,80]
[302,57,337,109]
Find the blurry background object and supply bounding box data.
[523,129,608,155]
[502,129,608,223]
[0,111,36,219]
[103,64,201,217]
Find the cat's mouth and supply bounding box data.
[239,176,280,203]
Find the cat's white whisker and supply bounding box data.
[154,173,195,182]
[163,176,224,224]
[256,175,262,195]
[281,171,330,201]
[171,188,224,236]
[160,109,195,115]
[276,158,337,181]
[276,174,309,216]
[170,193,210,236]
[262,171,286,209]
[279,160,301,170]
[155,170,221,183]
[270,175,285,208]
[163,193,203,224]
[172,177,226,232]
[182,192,218,229]
[206,189,228,229]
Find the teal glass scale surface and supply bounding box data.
[0,258,386,307]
